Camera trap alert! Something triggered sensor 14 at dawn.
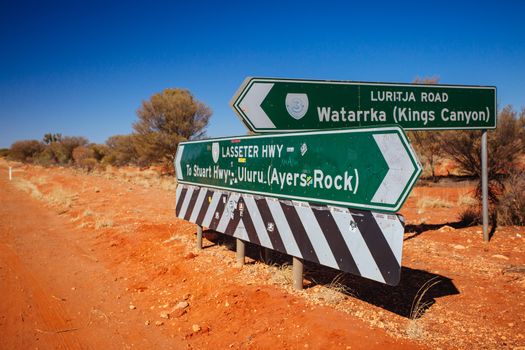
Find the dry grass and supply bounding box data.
[417,197,453,209]
[457,194,478,207]
[92,166,178,191]
[309,274,353,305]
[406,277,441,339]
[94,216,114,229]
[47,188,77,208]
[32,176,48,185]
[12,178,44,200]
[269,263,293,286]
[12,177,78,212]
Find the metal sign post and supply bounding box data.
[481,131,489,242]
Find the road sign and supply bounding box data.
[175,126,422,212]
[176,184,406,285]
[230,77,497,132]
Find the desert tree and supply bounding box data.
[43,133,62,144]
[104,134,139,166]
[441,105,524,221]
[48,136,89,164]
[9,140,44,162]
[133,88,212,168]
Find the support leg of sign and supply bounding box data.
[9,167,12,181]
[292,257,304,291]
[262,247,271,264]
[481,130,489,242]
[236,239,245,267]
[196,225,203,250]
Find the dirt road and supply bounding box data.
[0,161,424,349]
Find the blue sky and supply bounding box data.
[1,0,524,148]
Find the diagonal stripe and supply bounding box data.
[243,195,273,249]
[175,187,188,217]
[266,198,301,257]
[224,196,243,236]
[208,193,228,230]
[237,197,261,246]
[184,187,201,221]
[255,198,286,253]
[279,201,319,264]
[233,221,249,241]
[176,185,183,209]
[295,204,338,269]
[178,186,195,219]
[201,191,223,228]
[217,193,240,233]
[195,189,214,226]
[312,205,360,274]
[331,207,385,284]
[371,212,404,265]
[354,210,401,285]
[190,187,208,223]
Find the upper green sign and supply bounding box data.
[175,126,422,212]
[230,77,497,132]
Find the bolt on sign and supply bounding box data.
[175,126,422,213]
[230,77,497,132]
[176,184,406,285]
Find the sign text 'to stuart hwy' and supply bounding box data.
[175,127,422,212]
[230,77,497,132]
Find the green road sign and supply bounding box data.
[175,126,422,212]
[230,77,497,132]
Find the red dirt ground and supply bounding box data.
[1,159,523,349]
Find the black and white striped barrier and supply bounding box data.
[176,184,405,286]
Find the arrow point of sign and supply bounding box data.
[371,133,416,208]
[175,145,184,180]
[238,82,276,129]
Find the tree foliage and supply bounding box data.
[43,133,62,144]
[104,134,139,166]
[133,88,212,166]
[441,105,525,217]
[9,140,43,162]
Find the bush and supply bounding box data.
[458,207,481,226]
[497,171,525,226]
[440,106,525,212]
[72,146,98,171]
[0,148,9,157]
[104,134,139,166]
[9,140,44,162]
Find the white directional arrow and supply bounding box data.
[174,127,421,212]
[232,80,275,129]
[371,133,417,207]
[175,145,184,180]
[230,78,275,130]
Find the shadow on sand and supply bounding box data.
[202,230,459,319]
[404,220,497,241]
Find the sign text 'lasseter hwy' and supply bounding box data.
[230,77,496,132]
[174,126,422,212]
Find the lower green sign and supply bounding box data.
[175,127,422,212]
